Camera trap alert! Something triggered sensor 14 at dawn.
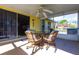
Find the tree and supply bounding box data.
[59,19,68,24]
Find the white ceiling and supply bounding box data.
[43,4,79,13]
[1,4,79,17]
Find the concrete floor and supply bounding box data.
[0,39,79,55]
[56,39,79,55]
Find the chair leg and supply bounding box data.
[26,46,29,49]
[31,46,41,55]
[26,44,33,49]
[26,42,30,49]
[32,46,35,54]
[53,43,57,53]
[35,46,38,51]
[46,44,50,50]
[40,46,43,50]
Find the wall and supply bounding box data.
[30,17,41,33]
[57,34,79,41]
[45,19,54,33]
[45,19,48,33]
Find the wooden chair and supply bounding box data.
[25,31,44,54]
[44,31,58,52]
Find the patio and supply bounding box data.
[0,4,79,56]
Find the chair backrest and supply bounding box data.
[25,31,39,42]
[48,31,58,41]
[25,31,35,42]
[51,31,58,37]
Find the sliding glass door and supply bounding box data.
[0,9,17,39]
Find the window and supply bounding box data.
[54,16,65,34]
[64,13,78,28]
[53,13,78,34]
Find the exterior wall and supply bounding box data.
[45,19,49,33]
[30,17,41,33]
[51,21,55,29]
[45,19,54,33]
[30,17,54,33]
[57,34,79,41]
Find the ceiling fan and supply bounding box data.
[36,7,53,19]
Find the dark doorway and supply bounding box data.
[18,14,30,36]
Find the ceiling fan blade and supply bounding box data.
[42,12,48,18]
[43,9,53,14]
